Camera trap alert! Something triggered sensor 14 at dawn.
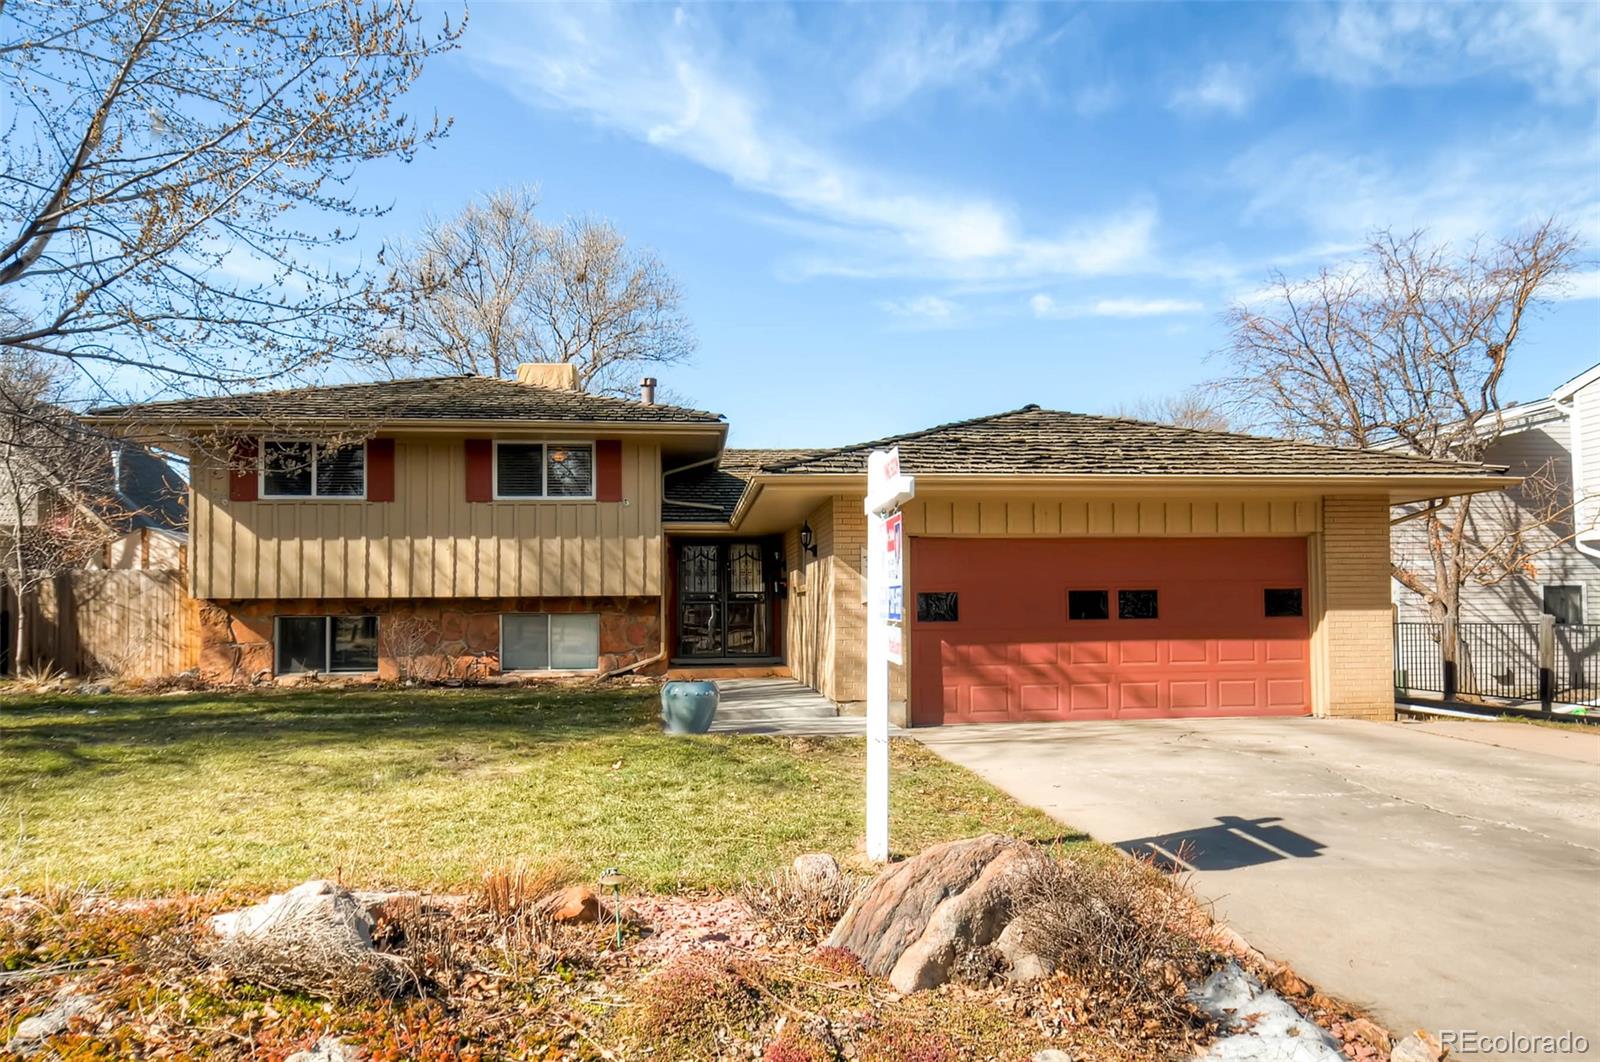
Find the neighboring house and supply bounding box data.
[1391,363,1600,626]
[91,362,1508,724]
[0,435,188,572]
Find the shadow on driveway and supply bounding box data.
[1117,815,1326,872]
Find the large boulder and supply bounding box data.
[826,834,1047,993]
[210,879,405,997]
[212,879,375,945]
[5,993,98,1056]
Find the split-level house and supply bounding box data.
[93,362,1509,725]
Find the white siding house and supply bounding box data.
[1392,363,1600,625]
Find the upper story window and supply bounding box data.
[495,442,595,499]
[261,439,365,498]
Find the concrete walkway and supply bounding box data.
[915,717,1600,1059]
[708,678,894,736]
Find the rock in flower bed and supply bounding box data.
[0,841,1397,1061]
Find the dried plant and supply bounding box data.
[208,917,411,1003]
[739,866,860,945]
[1009,849,1215,1026]
[379,615,443,683]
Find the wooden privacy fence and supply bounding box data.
[13,570,200,678]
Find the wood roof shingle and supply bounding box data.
[90,375,725,425]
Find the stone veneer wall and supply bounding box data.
[199,596,661,683]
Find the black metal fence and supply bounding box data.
[1394,620,1600,707]
[1554,624,1600,704]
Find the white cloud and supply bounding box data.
[1294,2,1600,103]
[1552,269,1600,302]
[1029,293,1203,319]
[849,6,1040,116]
[1169,63,1253,116]
[879,294,961,325]
[470,5,1156,283]
[1093,297,1206,317]
[1228,125,1600,249]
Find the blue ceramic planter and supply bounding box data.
[661,680,720,734]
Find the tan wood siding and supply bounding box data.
[191,436,661,599]
[901,495,1321,537]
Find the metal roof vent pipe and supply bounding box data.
[640,377,657,405]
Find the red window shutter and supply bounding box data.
[465,438,493,502]
[596,439,623,502]
[367,438,395,502]
[228,438,258,502]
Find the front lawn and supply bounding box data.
[0,686,1071,894]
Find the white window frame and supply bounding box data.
[498,612,602,672]
[274,615,380,674]
[258,437,368,500]
[492,440,596,501]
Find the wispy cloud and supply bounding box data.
[470,4,1157,283]
[878,294,962,327]
[1293,2,1600,103]
[1030,293,1204,319]
[1228,124,1600,248]
[849,6,1041,116]
[1169,63,1253,116]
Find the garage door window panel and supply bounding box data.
[916,592,959,623]
[1067,590,1109,621]
[1117,589,1159,620]
[1264,588,1304,617]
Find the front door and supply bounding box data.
[676,541,773,659]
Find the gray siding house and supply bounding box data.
[1392,363,1600,626]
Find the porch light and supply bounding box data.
[800,521,817,556]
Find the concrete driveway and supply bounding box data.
[915,717,1600,1059]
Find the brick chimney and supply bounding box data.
[515,362,580,390]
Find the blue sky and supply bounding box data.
[349,1,1599,448]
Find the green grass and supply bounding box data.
[0,686,1073,895]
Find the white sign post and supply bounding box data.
[864,447,915,863]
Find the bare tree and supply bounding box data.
[1109,387,1236,431]
[0,0,461,400]
[380,186,695,396]
[0,354,122,671]
[1217,222,1582,624]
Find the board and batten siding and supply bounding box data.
[900,495,1320,537]
[191,436,662,600]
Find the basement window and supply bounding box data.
[502,613,601,670]
[1265,588,1305,617]
[260,439,366,498]
[1068,589,1109,621]
[275,616,379,674]
[494,442,595,499]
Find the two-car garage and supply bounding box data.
[908,537,1312,725]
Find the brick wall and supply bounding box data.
[782,494,872,708]
[199,596,660,684]
[1316,496,1396,720]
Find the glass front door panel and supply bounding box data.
[676,542,772,658]
[679,601,722,657]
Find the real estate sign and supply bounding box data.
[864,448,914,863]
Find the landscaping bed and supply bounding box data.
[0,846,1403,1062]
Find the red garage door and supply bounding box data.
[909,537,1311,725]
